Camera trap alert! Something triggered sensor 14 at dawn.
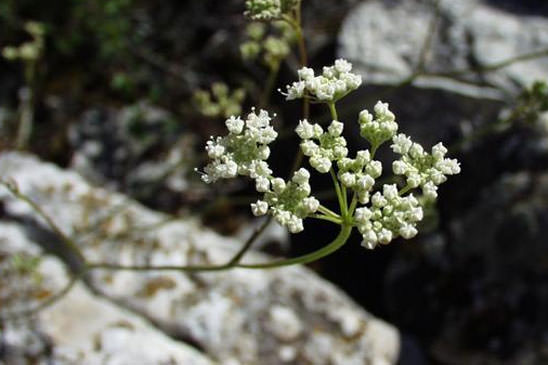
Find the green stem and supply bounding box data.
[16,61,35,150]
[0,271,81,321]
[399,185,413,195]
[236,224,353,269]
[342,186,348,215]
[328,102,338,120]
[318,204,340,219]
[370,143,379,159]
[1,180,86,264]
[330,168,345,215]
[348,194,358,217]
[260,61,280,108]
[310,214,342,225]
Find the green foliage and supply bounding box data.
[241,21,295,71]
[193,83,246,119]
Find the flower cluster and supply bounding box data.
[283,59,362,103]
[2,21,45,62]
[354,184,423,249]
[252,168,319,233]
[391,135,461,201]
[244,0,298,21]
[337,150,382,204]
[240,21,294,71]
[296,119,348,173]
[359,101,398,147]
[193,82,246,119]
[200,109,277,184]
[199,59,461,255]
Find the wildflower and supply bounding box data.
[337,150,381,204]
[391,135,461,200]
[253,168,320,233]
[296,120,348,173]
[282,59,362,103]
[244,0,299,21]
[359,101,398,148]
[200,109,277,184]
[354,184,423,249]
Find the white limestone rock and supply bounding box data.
[339,0,548,98]
[0,222,215,365]
[0,152,400,364]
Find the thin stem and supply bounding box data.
[260,61,281,108]
[236,224,352,269]
[310,214,342,225]
[370,143,379,159]
[318,204,340,219]
[0,180,86,264]
[0,270,82,321]
[284,1,309,119]
[342,186,348,215]
[16,61,35,150]
[328,102,338,120]
[399,185,413,195]
[226,216,272,265]
[329,168,345,215]
[348,194,358,217]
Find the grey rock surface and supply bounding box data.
[338,0,548,99]
[68,101,195,199]
[0,223,215,365]
[0,152,400,365]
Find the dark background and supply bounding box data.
[1,1,548,363]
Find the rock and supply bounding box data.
[68,101,197,206]
[338,0,548,98]
[0,222,215,365]
[0,152,400,364]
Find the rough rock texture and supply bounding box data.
[0,223,215,365]
[338,0,548,98]
[0,152,400,365]
[68,101,197,205]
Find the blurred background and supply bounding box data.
[1,0,548,364]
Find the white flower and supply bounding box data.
[301,140,320,156]
[355,207,372,223]
[310,156,332,173]
[283,59,362,103]
[359,101,398,147]
[255,176,270,192]
[423,181,438,201]
[340,172,356,187]
[251,200,269,216]
[225,116,244,134]
[399,224,418,239]
[298,67,314,80]
[244,0,298,20]
[391,134,412,154]
[356,175,374,191]
[299,120,348,174]
[361,230,378,249]
[295,119,315,139]
[328,120,344,137]
[366,160,382,178]
[292,168,310,184]
[201,109,278,184]
[383,184,398,201]
[390,133,461,199]
[302,197,320,212]
[285,81,305,100]
[257,168,320,233]
[392,160,407,175]
[432,142,448,160]
[378,228,393,244]
[334,59,352,73]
